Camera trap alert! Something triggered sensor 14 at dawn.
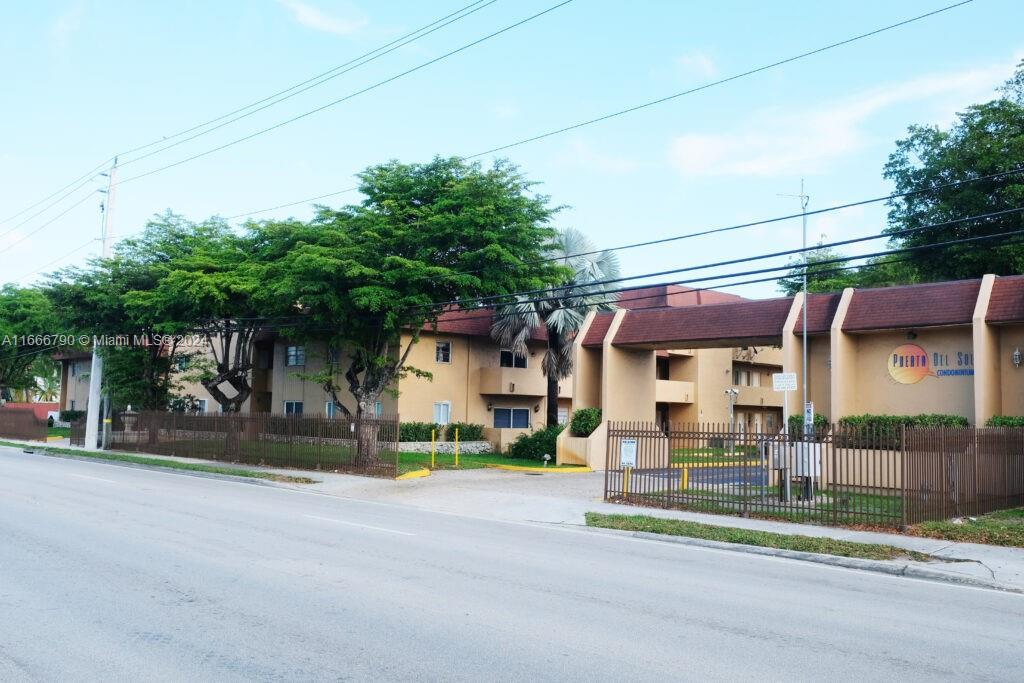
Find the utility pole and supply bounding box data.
[84,158,117,450]
[780,180,811,438]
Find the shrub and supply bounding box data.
[399,421,441,442]
[838,413,970,430]
[507,424,564,461]
[60,409,85,423]
[985,415,1024,427]
[569,408,602,437]
[444,422,484,441]
[787,412,828,438]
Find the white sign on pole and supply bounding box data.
[619,438,638,468]
[804,402,814,426]
[772,372,798,392]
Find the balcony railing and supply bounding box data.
[478,366,547,397]
[733,384,783,407]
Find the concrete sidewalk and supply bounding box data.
[7,438,1024,591]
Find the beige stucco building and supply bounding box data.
[558,274,1024,469]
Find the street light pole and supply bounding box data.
[780,180,811,438]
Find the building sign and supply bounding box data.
[888,343,974,385]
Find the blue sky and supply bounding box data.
[2,0,1022,299]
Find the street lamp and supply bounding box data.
[724,389,739,451]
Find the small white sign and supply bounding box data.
[804,402,814,427]
[772,372,797,392]
[619,438,638,469]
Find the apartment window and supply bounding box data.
[732,368,751,386]
[374,401,383,418]
[325,401,336,418]
[285,346,305,367]
[433,401,451,425]
[493,407,530,429]
[499,349,527,368]
[69,399,76,410]
[176,357,190,371]
[435,341,451,364]
[196,399,208,413]
[284,400,303,415]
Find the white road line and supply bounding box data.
[302,514,415,536]
[67,473,118,484]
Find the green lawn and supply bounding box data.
[398,451,586,473]
[0,440,319,484]
[585,512,932,561]
[48,426,70,438]
[908,507,1024,547]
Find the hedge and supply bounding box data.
[569,408,602,437]
[507,425,564,461]
[985,415,1024,427]
[444,422,484,441]
[399,421,440,442]
[838,414,969,430]
[59,409,85,423]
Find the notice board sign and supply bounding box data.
[619,438,638,468]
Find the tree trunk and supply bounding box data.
[546,374,559,428]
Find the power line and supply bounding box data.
[0,1,496,227]
[116,0,576,187]
[414,205,1024,311]
[0,191,99,256]
[115,1,500,167]
[218,0,980,222]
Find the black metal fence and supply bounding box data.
[0,408,48,442]
[605,422,1024,528]
[69,417,86,447]
[108,411,400,478]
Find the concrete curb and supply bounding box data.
[485,464,592,474]
[577,525,1024,594]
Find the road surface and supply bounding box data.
[1,446,1022,681]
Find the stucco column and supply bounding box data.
[569,311,600,411]
[780,293,804,420]
[829,288,856,422]
[972,274,999,425]
[601,309,656,423]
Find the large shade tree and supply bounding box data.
[882,59,1024,280]
[124,215,268,413]
[490,227,620,427]
[257,156,566,418]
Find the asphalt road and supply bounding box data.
[2,447,1022,682]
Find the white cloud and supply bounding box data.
[675,50,717,80]
[51,2,85,50]
[668,60,1013,178]
[277,0,368,36]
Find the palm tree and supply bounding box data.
[490,227,620,427]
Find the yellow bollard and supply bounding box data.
[679,466,688,491]
[431,429,436,469]
[454,428,460,468]
[623,467,631,496]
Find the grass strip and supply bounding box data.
[908,508,1024,548]
[585,512,932,562]
[397,451,585,471]
[1,441,319,484]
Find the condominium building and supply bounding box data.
[55,284,785,449]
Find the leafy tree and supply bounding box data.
[490,227,620,427]
[257,157,565,419]
[0,286,57,404]
[882,59,1024,280]
[46,213,203,410]
[776,245,857,296]
[124,215,268,413]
